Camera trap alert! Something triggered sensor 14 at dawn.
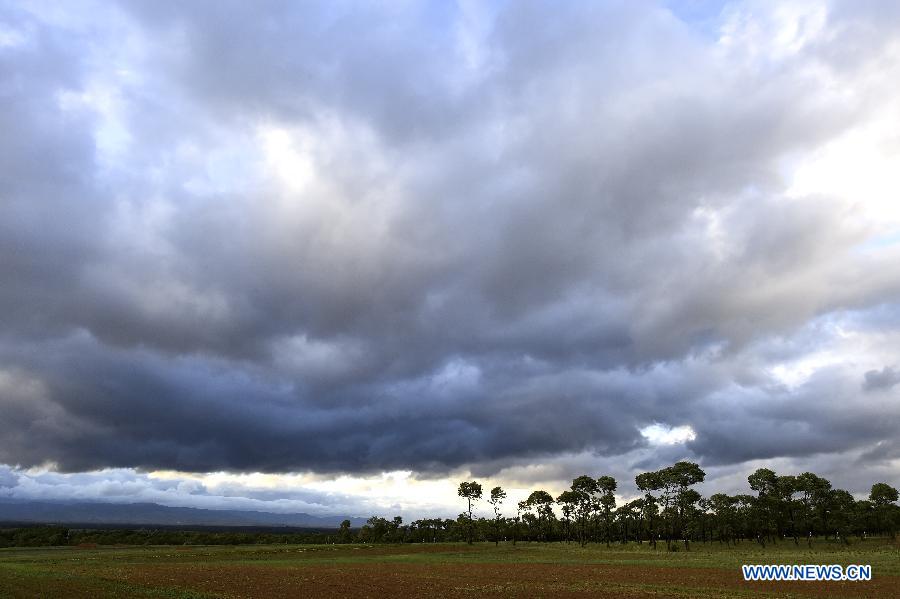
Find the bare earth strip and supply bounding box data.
[117,561,900,598]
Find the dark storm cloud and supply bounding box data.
[1,0,900,491]
[0,3,107,341]
[0,334,651,472]
[863,366,900,391]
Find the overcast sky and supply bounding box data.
[1,0,899,518]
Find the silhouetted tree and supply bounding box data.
[458,481,483,544]
[557,490,578,543]
[571,475,599,546]
[666,461,705,550]
[526,490,555,541]
[748,468,778,544]
[487,486,507,545]
[596,475,617,547]
[339,519,352,543]
[616,500,641,544]
[635,471,662,548]
[777,474,800,545]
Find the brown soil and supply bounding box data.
[119,561,900,598]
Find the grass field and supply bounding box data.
[1,539,898,598]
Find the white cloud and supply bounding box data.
[640,424,698,445]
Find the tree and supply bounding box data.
[571,475,599,546]
[519,500,538,542]
[709,493,737,545]
[666,461,705,550]
[514,500,525,545]
[487,486,507,546]
[361,516,390,542]
[596,475,617,547]
[389,516,404,543]
[339,519,352,543]
[852,499,875,541]
[748,468,778,544]
[776,475,800,545]
[870,482,899,538]
[797,472,831,545]
[616,500,641,544]
[642,468,679,550]
[635,471,662,548]
[413,518,443,543]
[679,488,702,547]
[829,489,855,544]
[747,468,778,543]
[526,490,555,542]
[557,490,579,543]
[458,481,483,544]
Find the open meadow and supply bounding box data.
[1,539,898,598]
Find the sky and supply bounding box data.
[1,0,899,519]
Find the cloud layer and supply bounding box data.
[1,0,899,506]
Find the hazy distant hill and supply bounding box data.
[0,499,366,528]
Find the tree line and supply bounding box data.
[2,462,896,549]
[354,462,898,550]
[0,526,342,548]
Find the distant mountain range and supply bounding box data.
[0,499,366,529]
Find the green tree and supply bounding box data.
[571,475,599,546]
[635,471,662,548]
[776,475,800,545]
[525,490,555,541]
[361,516,390,542]
[458,481,483,544]
[389,516,404,543]
[557,490,579,543]
[616,500,641,544]
[797,472,831,545]
[663,461,705,551]
[338,519,352,543]
[829,489,855,544]
[870,482,899,538]
[709,493,737,545]
[596,475,617,547]
[748,468,778,544]
[514,500,525,545]
[487,486,507,545]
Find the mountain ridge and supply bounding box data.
[0,499,367,528]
